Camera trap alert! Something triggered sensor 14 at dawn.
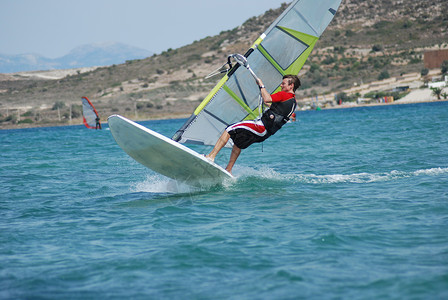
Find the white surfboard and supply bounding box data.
[108,115,233,187]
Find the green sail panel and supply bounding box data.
[173,0,342,147]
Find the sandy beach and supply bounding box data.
[395,88,438,103]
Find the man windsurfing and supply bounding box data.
[206,74,300,174]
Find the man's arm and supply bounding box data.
[256,78,272,106]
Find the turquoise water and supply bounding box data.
[1,102,447,299]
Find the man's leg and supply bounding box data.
[225,145,241,174]
[206,131,230,161]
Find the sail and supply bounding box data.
[82,96,101,129]
[173,0,341,147]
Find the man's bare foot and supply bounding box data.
[204,154,214,162]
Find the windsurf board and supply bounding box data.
[108,115,233,187]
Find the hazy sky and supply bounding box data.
[0,0,287,58]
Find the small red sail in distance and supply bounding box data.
[81,96,101,129]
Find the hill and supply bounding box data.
[0,0,447,129]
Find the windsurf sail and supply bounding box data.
[82,96,101,129]
[173,0,341,147]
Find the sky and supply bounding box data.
[0,0,287,58]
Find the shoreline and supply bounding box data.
[0,112,191,131]
[2,98,446,131]
[323,98,446,111]
[2,67,446,131]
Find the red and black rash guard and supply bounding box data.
[270,91,296,116]
[271,91,295,102]
[261,91,297,135]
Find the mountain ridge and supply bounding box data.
[0,42,153,73]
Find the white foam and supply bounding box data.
[130,175,198,194]
[234,166,448,185]
[413,167,448,176]
[127,167,448,193]
[235,165,283,180]
[297,172,393,184]
[301,167,448,184]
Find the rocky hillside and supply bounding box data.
[1,0,447,129]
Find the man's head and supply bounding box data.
[282,75,301,92]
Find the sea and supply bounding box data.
[1,101,447,299]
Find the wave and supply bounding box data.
[130,175,198,194]
[235,166,448,185]
[127,167,448,194]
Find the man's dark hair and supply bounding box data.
[283,74,301,92]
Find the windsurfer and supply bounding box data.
[95,116,102,129]
[206,74,300,174]
[290,112,296,122]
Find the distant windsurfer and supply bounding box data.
[206,74,300,174]
[95,116,102,129]
[290,112,296,122]
[81,96,102,130]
